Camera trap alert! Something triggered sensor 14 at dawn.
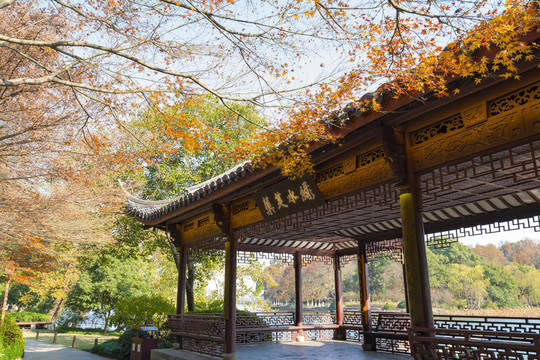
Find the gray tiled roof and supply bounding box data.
[125,162,254,223]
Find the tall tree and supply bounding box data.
[1,1,537,175]
[116,96,265,311]
[66,254,150,332]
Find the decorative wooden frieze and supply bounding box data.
[317,147,392,199]
[231,197,264,230]
[358,147,385,166]
[488,82,540,117]
[198,216,210,227]
[316,164,345,183]
[182,212,222,245]
[412,114,465,145]
[232,201,249,215]
[410,80,540,172]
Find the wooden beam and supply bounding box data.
[379,125,407,185]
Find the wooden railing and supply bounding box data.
[434,314,540,333]
[409,327,540,359]
[168,311,540,358]
[168,314,225,358]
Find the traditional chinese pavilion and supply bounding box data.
[126,32,540,360]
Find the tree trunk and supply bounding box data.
[71,311,89,328]
[103,311,110,333]
[186,254,195,312]
[1,277,10,325]
[48,298,65,323]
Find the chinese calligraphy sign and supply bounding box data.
[254,175,325,221]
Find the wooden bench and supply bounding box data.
[168,314,225,358]
[16,321,53,330]
[409,327,540,359]
[364,312,410,353]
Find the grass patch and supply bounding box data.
[58,328,122,336]
[22,329,118,352]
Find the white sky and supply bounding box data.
[460,228,540,247]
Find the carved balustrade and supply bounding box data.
[434,314,540,333]
[236,311,295,328]
[409,327,540,360]
[302,310,336,325]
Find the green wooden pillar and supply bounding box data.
[400,192,433,329]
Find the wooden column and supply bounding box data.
[223,237,238,360]
[400,192,433,329]
[357,241,374,350]
[177,246,187,315]
[333,253,344,340]
[294,252,303,327]
[402,260,410,313]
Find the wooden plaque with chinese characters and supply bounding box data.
[253,174,325,221]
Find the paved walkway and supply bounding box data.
[153,340,412,359]
[237,340,411,360]
[23,339,110,360]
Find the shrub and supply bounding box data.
[10,311,50,323]
[382,303,395,310]
[91,339,123,360]
[397,301,407,309]
[0,313,26,360]
[111,294,174,332]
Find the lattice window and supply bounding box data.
[412,114,465,145]
[233,201,249,215]
[359,147,385,167]
[316,164,344,183]
[488,82,540,116]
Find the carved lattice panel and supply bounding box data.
[376,337,410,354]
[343,310,363,325]
[302,311,336,325]
[426,216,540,247]
[366,238,404,263]
[237,251,294,265]
[236,312,294,328]
[420,140,540,209]
[305,329,336,340]
[433,314,540,334]
[181,338,224,358]
[236,181,400,241]
[488,82,540,117]
[301,254,333,266]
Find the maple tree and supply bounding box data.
[0,0,537,177]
